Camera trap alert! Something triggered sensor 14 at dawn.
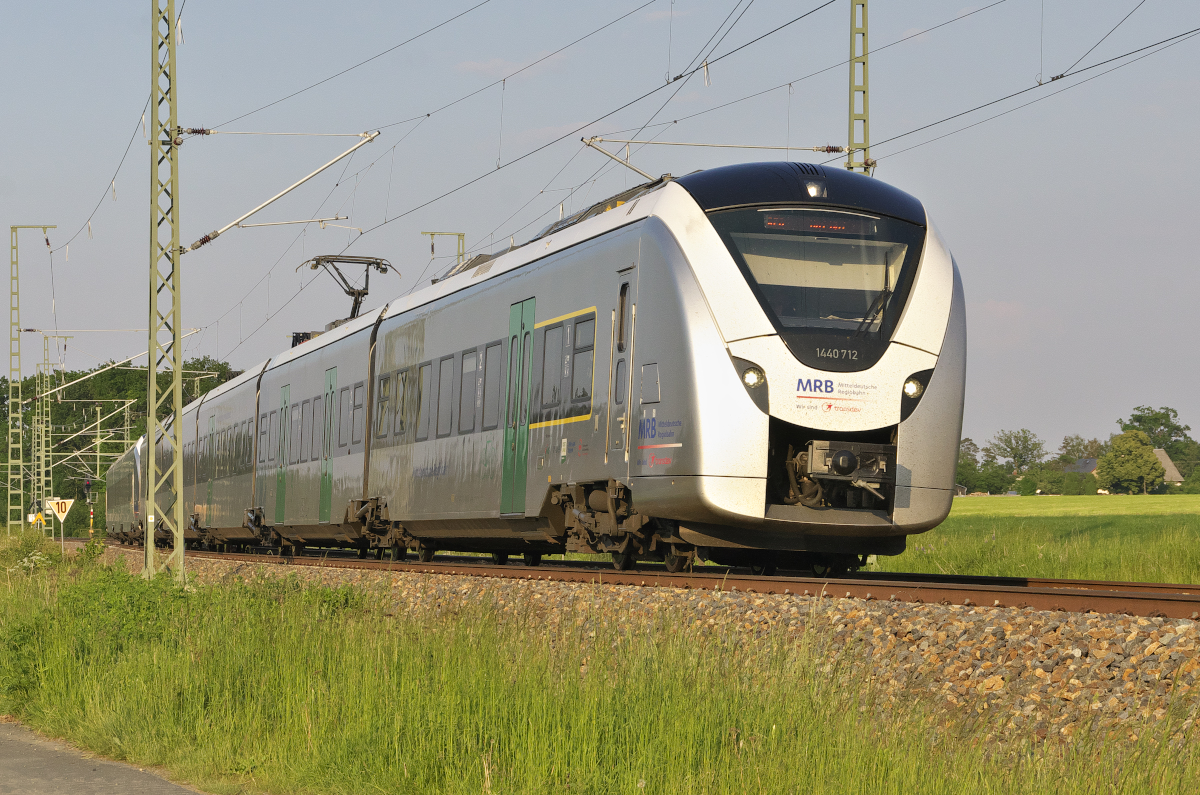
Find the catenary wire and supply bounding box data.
[212,0,497,130]
[873,28,1200,163]
[1057,0,1147,77]
[373,0,658,132]
[819,24,1200,162]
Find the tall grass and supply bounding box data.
[881,496,1200,583]
[0,537,1197,794]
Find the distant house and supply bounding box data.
[1065,457,1098,475]
[1153,449,1184,486]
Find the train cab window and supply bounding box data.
[268,411,278,462]
[541,326,563,408]
[338,387,351,448]
[259,414,268,463]
[289,405,302,465]
[481,343,502,430]
[415,363,433,441]
[572,318,595,402]
[351,383,365,445]
[310,396,323,460]
[614,360,627,405]
[393,370,408,436]
[375,375,392,438]
[436,356,455,438]
[459,351,477,434]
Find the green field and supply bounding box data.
[878,495,1200,583]
[1,534,1198,795]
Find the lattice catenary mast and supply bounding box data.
[8,225,54,534]
[846,0,874,174]
[146,0,186,583]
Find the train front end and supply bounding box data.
[651,163,965,564]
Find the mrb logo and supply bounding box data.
[638,417,657,440]
[797,378,834,394]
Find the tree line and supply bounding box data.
[958,406,1200,496]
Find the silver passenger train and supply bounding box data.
[107,162,965,573]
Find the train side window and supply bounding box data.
[338,387,351,448]
[614,360,627,405]
[351,382,365,445]
[481,343,502,430]
[617,282,630,353]
[258,413,268,463]
[310,396,322,460]
[299,402,310,462]
[459,350,477,434]
[268,410,278,462]
[393,370,408,436]
[436,356,455,438]
[572,317,596,402]
[289,404,302,465]
[415,363,433,441]
[375,375,392,439]
[541,325,563,408]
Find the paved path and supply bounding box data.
[0,722,202,794]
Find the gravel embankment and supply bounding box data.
[107,547,1199,744]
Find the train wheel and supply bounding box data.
[491,552,509,565]
[294,544,305,557]
[663,546,688,573]
[374,547,384,560]
[357,547,368,559]
[523,552,542,567]
[611,549,635,571]
[389,543,405,562]
[418,547,435,563]
[750,562,777,577]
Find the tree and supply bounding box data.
[1118,406,1192,450]
[983,429,1046,474]
[1096,431,1165,495]
[956,438,980,492]
[1059,434,1107,461]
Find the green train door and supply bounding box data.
[275,385,290,524]
[319,367,336,523]
[501,298,535,515]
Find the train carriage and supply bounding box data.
[111,161,965,573]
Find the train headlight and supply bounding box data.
[804,180,827,198]
[903,378,924,399]
[742,366,766,389]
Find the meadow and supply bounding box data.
[877,495,1200,584]
[1,531,1197,795]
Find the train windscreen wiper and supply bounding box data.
[854,288,891,337]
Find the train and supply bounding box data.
[107,161,965,574]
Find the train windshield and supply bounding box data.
[708,207,925,340]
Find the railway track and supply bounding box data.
[88,538,1200,620]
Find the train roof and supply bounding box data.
[674,162,926,226]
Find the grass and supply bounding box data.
[1,531,1198,794]
[879,495,1200,583]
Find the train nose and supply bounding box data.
[830,450,858,476]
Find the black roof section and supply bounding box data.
[675,162,926,226]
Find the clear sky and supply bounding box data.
[2,0,1198,452]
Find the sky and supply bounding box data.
[1,0,1198,452]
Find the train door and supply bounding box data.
[205,415,215,524]
[275,385,290,524]
[501,298,535,514]
[319,368,336,523]
[607,267,638,466]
